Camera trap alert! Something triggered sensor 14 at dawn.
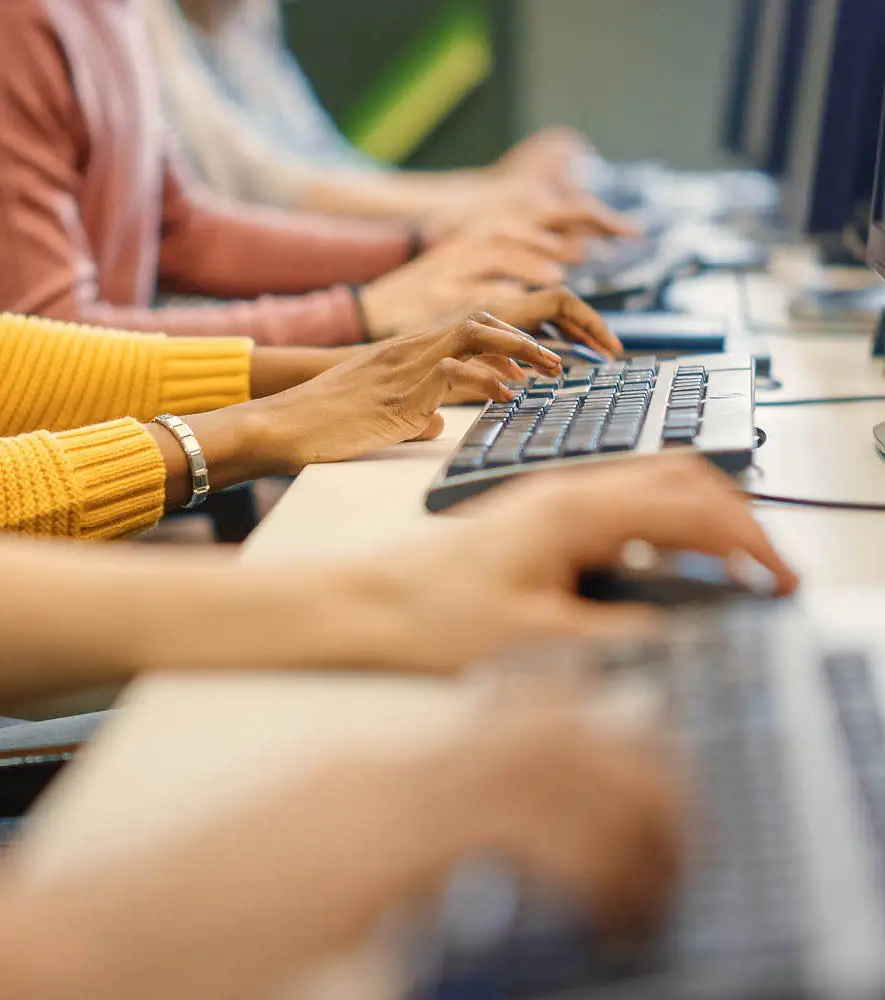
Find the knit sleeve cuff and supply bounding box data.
[53,419,167,540]
[256,286,364,347]
[158,336,253,414]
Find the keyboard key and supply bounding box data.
[448,447,487,474]
[462,422,505,450]
[662,426,698,444]
[563,423,604,455]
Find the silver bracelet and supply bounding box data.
[151,414,210,510]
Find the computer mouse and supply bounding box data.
[578,556,765,607]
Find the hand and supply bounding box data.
[344,454,799,674]
[495,126,595,193]
[426,187,638,250]
[249,315,564,471]
[360,233,567,340]
[450,708,683,937]
[254,707,682,949]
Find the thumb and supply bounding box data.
[536,595,662,642]
[408,410,445,442]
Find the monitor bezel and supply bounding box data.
[722,0,765,153]
[781,0,885,237]
[866,96,885,280]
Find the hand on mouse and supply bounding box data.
[331,454,799,674]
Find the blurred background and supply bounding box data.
[285,0,742,171]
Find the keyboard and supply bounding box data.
[416,610,885,999]
[426,354,756,512]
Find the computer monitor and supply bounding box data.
[742,0,812,176]
[781,0,885,236]
[866,97,885,280]
[722,0,765,154]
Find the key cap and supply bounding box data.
[448,447,487,475]
[462,421,506,450]
[563,424,604,455]
[662,426,698,444]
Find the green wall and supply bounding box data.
[284,0,517,168]
[284,0,744,170]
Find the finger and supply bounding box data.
[540,198,641,239]
[471,354,530,382]
[420,316,564,374]
[487,288,623,358]
[533,597,662,643]
[544,289,624,357]
[477,241,566,287]
[408,411,445,442]
[443,359,522,405]
[488,224,584,263]
[419,357,516,409]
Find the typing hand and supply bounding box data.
[495,126,596,193]
[345,454,799,674]
[248,314,562,471]
[482,286,623,357]
[359,234,566,340]
[427,195,639,259]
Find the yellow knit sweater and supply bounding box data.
[0,314,252,539]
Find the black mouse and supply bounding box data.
[578,560,760,607]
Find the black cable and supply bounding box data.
[748,491,885,512]
[748,394,885,508]
[757,395,885,407]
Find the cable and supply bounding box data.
[756,395,885,407]
[747,491,885,512]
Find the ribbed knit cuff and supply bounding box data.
[54,420,167,540]
[257,287,364,347]
[158,337,253,414]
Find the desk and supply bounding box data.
[13,278,885,992]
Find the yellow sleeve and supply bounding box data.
[0,419,165,540]
[0,314,253,435]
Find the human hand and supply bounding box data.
[249,314,564,471]
[344,454,798,674]
[360,233,568,340]
[249,706,682,952]
[426,187,638,249]
[495,126,595,193]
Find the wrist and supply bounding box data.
[239,394,312,477]
[357,280,394,341]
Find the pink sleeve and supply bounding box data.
[158,157,412,296]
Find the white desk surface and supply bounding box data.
[15,273,885,937]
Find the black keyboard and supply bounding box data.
[426,354,757,512]
[417,616,808,999]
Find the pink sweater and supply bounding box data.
[0,0,413,345]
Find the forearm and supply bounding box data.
[299,168,490,223]
[249,345,362,397]
[0,528,402,701]
[160,174,413,296]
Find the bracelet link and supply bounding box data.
[151,414,211,510]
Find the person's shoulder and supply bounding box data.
[0,0,58,39]
[0,0,50,20]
